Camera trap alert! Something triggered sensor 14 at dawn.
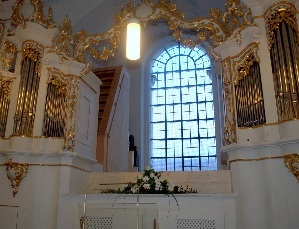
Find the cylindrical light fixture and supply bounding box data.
[126,19,140,60]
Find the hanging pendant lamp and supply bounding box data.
[126,18,141,60]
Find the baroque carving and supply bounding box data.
[230,43,266,128]
[0,41,17,71]
[5,159,29,197]
[284,153,299,182]
[50,0,255,64]
[265,3,299,50]
[231,43,260,85]
[22,40,44,77]
[47,67,81,151]
[222,59,237,145]
[0,74,15,99]
[10,0,56,32]
[51,16,73,60]
[3,0,256,64]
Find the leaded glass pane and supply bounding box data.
[150,43,216,171]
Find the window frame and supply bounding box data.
[147,42,221,171]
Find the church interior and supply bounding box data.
[0,0,299,229]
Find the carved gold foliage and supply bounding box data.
[47,76,67,96]
[10,0,56,32]
[51,16,73,59]
[231,43,260,85]
[284,153,299,182]
[222,58,237,145]
[50,0,255,64]
[224,116,235,145]
[0,75,15,99]
[0,41,17,71]
[222,0,254,35]
[47,67,80,151]
[65,127,75,152]
[236,53,256,83]
[265,3,299,50]
[22,40,44,76]
[5,159,29,197]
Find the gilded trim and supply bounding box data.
[238,118,299,129]
[0,160,91,196]
[284,153,299,182]
[252,15,264,20]
[221,43,261,143]
[207,45,222,62]
[229,155,285,166]
[265,2,299,50]
[222,59,237,145]
[231,43,260,85]
[5,159,29,196]
[229,153,299,182]
[0,162,91,173]
[1,41,17,71]
[264,1,298,18]
[10,0,56,31]
[7,135,64,139]
[46,67,80,151]
[50,0,255,64]
[223,42,260,62]
[21,40,44,77]
[0,75,16,99]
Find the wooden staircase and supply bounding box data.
[92,66,130,171]
[93,67,116,129]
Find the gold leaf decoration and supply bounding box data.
[265,3,299,50]
[0,75,15,100]
[284,153,299,182]
[50,0,255,63]
[5,159,29,197]
[1,41,17,71]
[10,0,56,32]
[47,68,80,151]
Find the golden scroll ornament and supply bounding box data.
[5,159,29,197]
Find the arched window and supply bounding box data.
[150,43,217,171]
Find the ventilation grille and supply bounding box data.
[83,216,112,229]
[177,219,216,229]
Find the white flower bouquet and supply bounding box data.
[102,166,197,194]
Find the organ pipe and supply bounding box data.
[42,81,66,137]
[270,20,299,121]
[13,54,40,136]
[235,61,266,127]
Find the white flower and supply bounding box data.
[143,176,149,182]
[119,185,126,192]
[155,181,161,187]
[131,187,137,193]
[143,183,150,189]
[137,174,143,179]
[145,165,151,171]
[154,177,160,183]
[168,184,174,192]
[150,173,155,178]
[155,186,160,191]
